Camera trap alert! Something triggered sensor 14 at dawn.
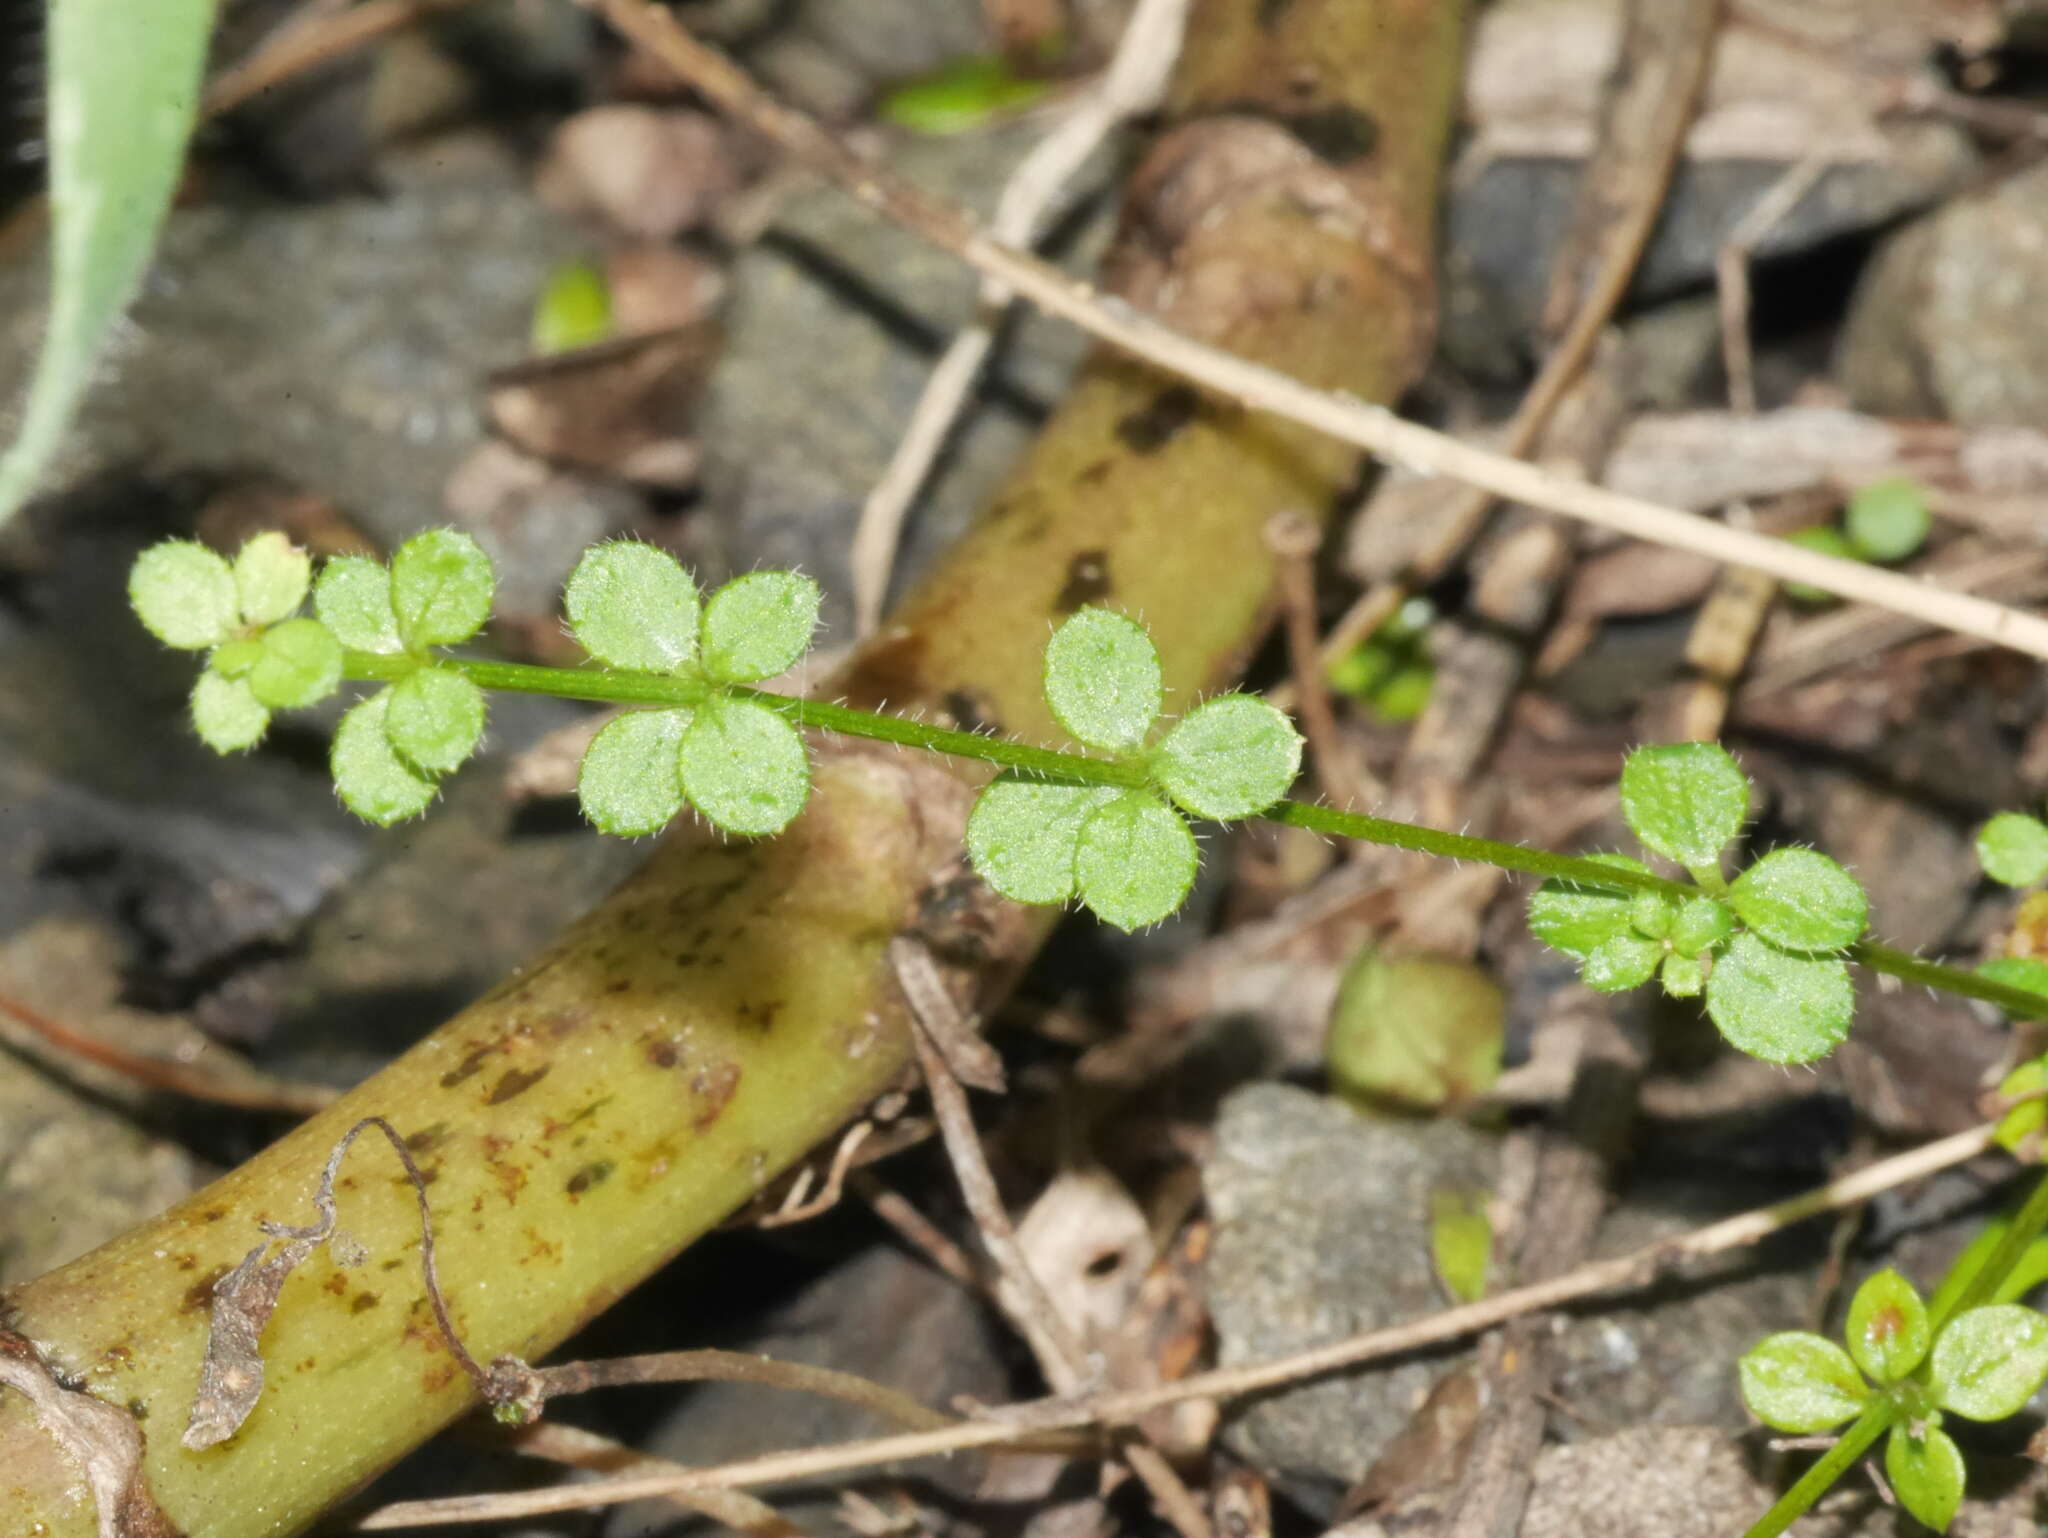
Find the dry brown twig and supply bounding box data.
[848,0,1192,636]
[1716,152,1830,414]
[350,1120,2002,1529]
[205,0,478,117]
[579,0,2048,661]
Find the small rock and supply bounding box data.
[1840,158,2048,427]
[1201,1083,1495,1487]
[536,107,744,241]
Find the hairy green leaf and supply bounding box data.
[332,690,437,826]
[1619,742,1749,872]
[1846,1269,1930,1384]
[1073,791,1195,931]
[1993,1059,2048,1156]
[1930,1305,2048,1421]
[383,666,487,776]
[699,571,822,683]
[314,556,402,654]
[0,0,214,527]
[390,529,495,649]
[191,670,269,754]
[1737,1332,1869,1433]
[232,533,312,627]
[1631,891,1676,939]
[1526,855,1651,957]
[1887,1424,1964,1535]
[678,699,809,837]
[1150,694,1303,820]
[564,541,700,673]
[246,617,343,710]
[578,709,691,837]
[964,775,1117,906]
[1704,934,1853,1065]
[1978,813,2048,888]
[1669,894,1734,957]
[1728,848,1868,952]
[1583,934,1663,993]
[1044,608,1162,753]
[1981,957,2048,1018]
[1660,952,1705,998]
[1845,475,1932,565]
[130,540,238,650]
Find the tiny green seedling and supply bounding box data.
[1783,476,1933,605]
[1740,1269,2048,1532]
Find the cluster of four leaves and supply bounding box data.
[1740,1269,2048,1532]
[1528,743,1869,1065]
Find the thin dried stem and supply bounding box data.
[581,0,2048,662]
[204,0,477,117]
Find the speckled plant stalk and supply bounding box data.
[0,3,1467,1532]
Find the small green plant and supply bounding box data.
[1527,742,1867,1063]
[1327,595,1434,722]
[1741,1268,2048,1532]
[876,52,1056,135]
[1783,476,1934,605]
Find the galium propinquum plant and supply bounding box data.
[132,530,2048,1533]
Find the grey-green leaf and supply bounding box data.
[1526,855,1652,957]
[1737,1331,1870,1433]
[314,556,402,654]
[0,0,213,527]
[1728,848,1868,952]
[1930,1305,2048,1421]
[1978,812,2048,889]
[1073,791,1196,931]
[191,671,269,754]
[1043,608,1162,753]
[332,690,438,826]
[564,540,701,673]
[1619,742,1749,871]
[383,666,487,776]
[232,533,312,627]
[578,709,691,836]
[678,699,808,837]
[1581,934,1662,993]
[1886,1425,1964,1535]
[964,775,1117,906]
[130,540,238,650]
[1846,1268,1931,1384]
[1704,933,1854,1065]
[1150,695,1303,821]
[699,571,821,683]
[246,617,343,710]
[389,529,495,649]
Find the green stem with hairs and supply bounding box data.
[345,652,2048,1023]
[1743,1405,1893,1538]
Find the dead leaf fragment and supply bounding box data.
[537,106,742,240]
[0,1329,177,1538]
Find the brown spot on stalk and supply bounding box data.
[566,1161,614,1196]
[439,1046,493,1089]
[485,1065,550,1105]
[691,1063,742,1129]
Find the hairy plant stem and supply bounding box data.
[1743,1405,1893,1538]
[343,652,2048,1022]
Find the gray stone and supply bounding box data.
[0,145,587,546]
[1840,158,2048,427]
[1201,1083,1496,1485]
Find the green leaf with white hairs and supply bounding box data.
[314,556,402,654]
[232,533,312,627]
[1660,953,1704,998]
[1581,934,1662,993]
[1728,848,1868,952]
[1630,891,1675,939]
[246,618,343,709]
[578,709,691,836]
[1978,812,2048,888]
[678,698,809,837]
[699,571,821,683]
[0,0,214,528]
[1704,933,1854,1065]
[1526,855,1652,957]
[331,690,438,826]
[191,671,269,754]
[1887,1424,1964,1535]
[1619,742,1749,872]
[1845,475,1932,565]
[130,541,238,650]
[1074,791,1196,931]
[564,541,700,673]
[1846,1269,1930,1384]
[389,529,495,649]
[964,775,1117,906]
[1737,1332,1870,1433]
[1150,695,1302,821]
[1993,1059,2048,1156]
[1044,608,1162,753]
[1670,895,1734,957]
[209,638,262,679]
[383,667,486,776]
[1981,957,2048,1019]
[1930,1305,2048,1421]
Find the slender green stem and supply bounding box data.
[1743,1406,1891,1538]
[339,651,2048,1022]
[1943,1166,2048,1322]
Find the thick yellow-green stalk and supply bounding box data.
[0,2,1466,1531]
